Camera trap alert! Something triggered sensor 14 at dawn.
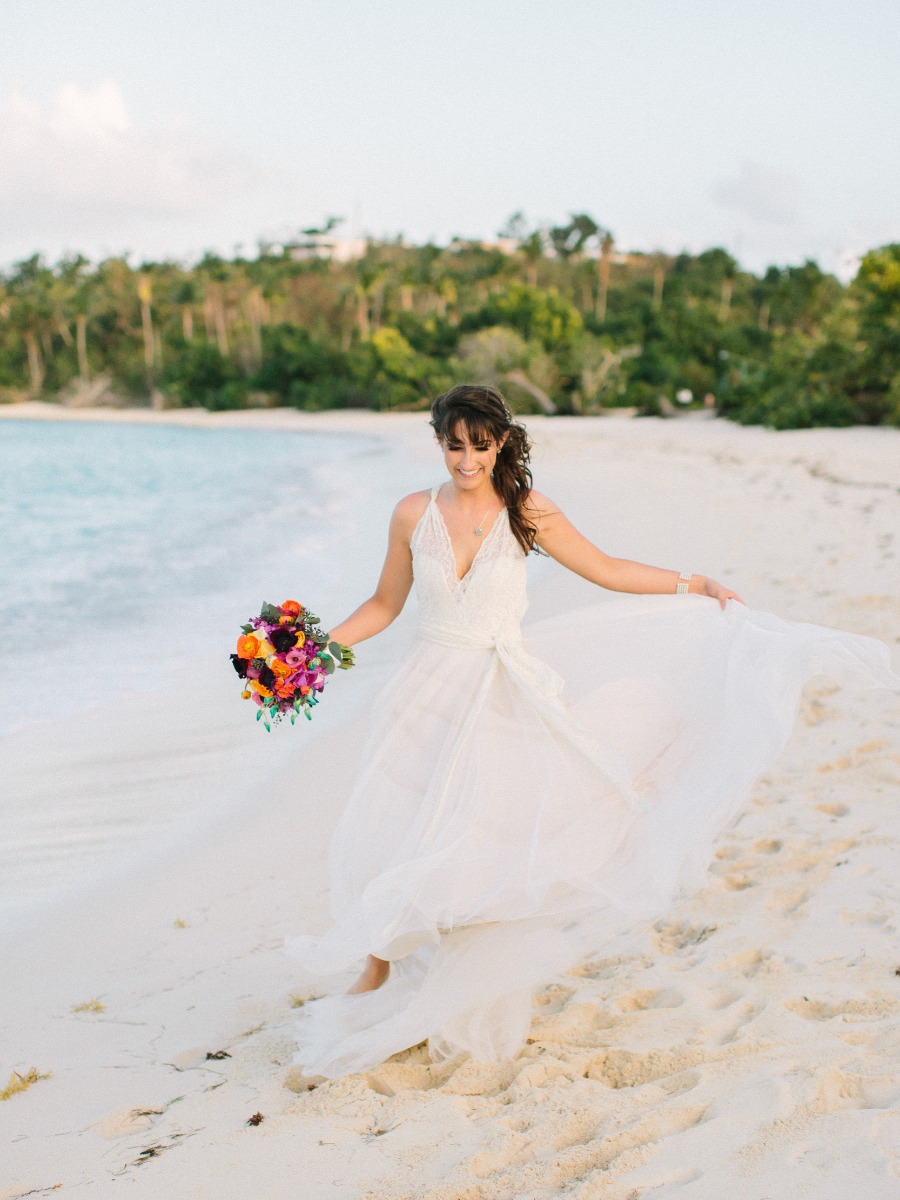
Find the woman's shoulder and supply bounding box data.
[391,489,432,534]
[523,488,563,519]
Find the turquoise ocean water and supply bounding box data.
[0,417,386,930]
[0,419,376,736]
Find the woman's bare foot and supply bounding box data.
[346,954,390,994]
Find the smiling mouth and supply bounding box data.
[458,467,481,476]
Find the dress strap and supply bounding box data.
[430,484,441,502]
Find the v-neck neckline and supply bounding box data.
[431,486,506,585]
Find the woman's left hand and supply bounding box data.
[697,576,745,609]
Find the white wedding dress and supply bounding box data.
[286,486,897,1078]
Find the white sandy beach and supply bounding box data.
[1,404,899,1199]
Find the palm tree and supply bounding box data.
[596,232,614,322]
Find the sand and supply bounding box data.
[1,403,899,1199]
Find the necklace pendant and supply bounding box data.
[474,527,483,536]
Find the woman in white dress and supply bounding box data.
[287,384,897,1079]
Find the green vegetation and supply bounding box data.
[1,217,898,428]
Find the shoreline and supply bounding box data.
[5,399,900,474]
[2,407,899,1198]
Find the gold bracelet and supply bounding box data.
[676,570,692,595]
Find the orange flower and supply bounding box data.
[241,689,251,700]
[294,632,306,649]
[299,685,311,696]
[249,680,273,697]
[270,659,292,679]
[237,633,259,659]
[280,600,302,617]
[274,680,295,698]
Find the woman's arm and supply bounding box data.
[327,492,427,645]
[528,491,744,609]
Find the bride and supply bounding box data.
[286,383,897,1079]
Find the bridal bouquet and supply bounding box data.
[230,600,354,729]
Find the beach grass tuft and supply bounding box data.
[1,1066,51,1100]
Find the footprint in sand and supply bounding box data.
[713,844,742,861]
[529,999,616,1043]
[567,952,650,980]
[807,1066,900,1112]
[714,947,772,978]
[283,1065,327,1092]
[704,986,744,1010]
[511,1056,581,1091]
[584,1046,710,1088]
[784,994,900,1022]
[614,987,685,1013]
[440,1060,522,1097]
[768,886,810,916]
[698,997,765,1045]
[782,837,856,873]
[363,1061,456,1096]
[652,921,718,955]
[533,983,575,1013]
[840,907,891,927]
[658,1069,701,1098]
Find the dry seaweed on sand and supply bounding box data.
[1,1066,51,1100]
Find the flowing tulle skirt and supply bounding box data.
[286,594,897,1078]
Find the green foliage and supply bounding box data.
[466,283,583,351]
[251,323,356,409]
[161,343,244,409]
[849,244,900,424]
[0,228,897,427]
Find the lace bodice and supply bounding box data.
[410,486,527,646]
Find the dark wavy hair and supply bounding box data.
[429,384,539,555]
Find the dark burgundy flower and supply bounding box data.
[230,654,248,678]
[258,664,276,689]
[270,627,297,653]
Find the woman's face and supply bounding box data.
[439,422,506,490]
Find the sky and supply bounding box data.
[1,0,898,278]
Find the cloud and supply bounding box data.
[0,81,267,257]
[711,162,803,226]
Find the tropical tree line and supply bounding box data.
[1,214,898,429]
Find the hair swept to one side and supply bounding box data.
[429,383,539,556]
